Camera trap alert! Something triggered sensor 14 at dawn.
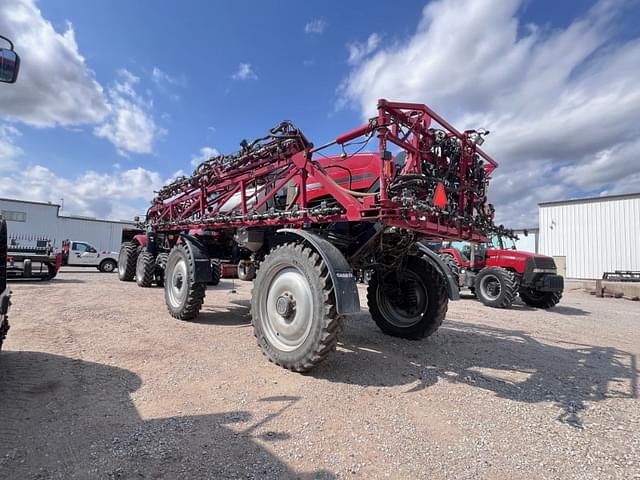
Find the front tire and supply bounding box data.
[164,245,206,320]
[237,260,256,282]
[118,242,139,281]
[251,243,342,372]
[136,251,155,287]
[474,267,517,308]
[208,259,221,286]
[367,257,448,339]
[519,288,562,309]
[99,259,117,273]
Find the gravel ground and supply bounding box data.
[1,268,639,479]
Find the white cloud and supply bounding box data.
[0,0,109,127]
[232,63,258,81]
[0,165,163,220]
[338,0,640,227]
[94,69,166,155]
[347,33,381,65]
[190,146,220,168]
[304,19,327,34]
[0,125,23,171]
[151,67,185,87]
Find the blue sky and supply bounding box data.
[1,0,639,226]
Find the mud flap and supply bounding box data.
[277,229,360,314]
[179,234,212,283]
[415,242,460,300]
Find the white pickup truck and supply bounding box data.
[62,240,119,272]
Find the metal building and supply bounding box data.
[538,192,640,279]
[0,198,137,253]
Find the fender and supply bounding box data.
[133,233,148,248]
[277,228,360,315]
[415,242,460,300]
[179,234,212,283]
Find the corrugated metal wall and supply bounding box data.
[539,196,640,279]
[0,199,137,253]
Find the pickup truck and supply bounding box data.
[62,240,119,272]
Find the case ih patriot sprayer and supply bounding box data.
[118,99,513,372]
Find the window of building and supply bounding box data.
[1,210,27,222]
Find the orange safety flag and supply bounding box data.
[433,182,447,208]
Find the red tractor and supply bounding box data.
[118,99,510,372]
[439,235,564,309]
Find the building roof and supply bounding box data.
[0,197,138,225]
[538,192,640,207]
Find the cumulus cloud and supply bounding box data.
[0,165,163,220]
[304,19,327,34]
[94,69,166,155]
[338,0,640,226]
[232,63,258,81]
[190,146,220,168]
[0,125,23,171]
[0,0,109,127]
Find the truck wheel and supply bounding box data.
[251,243,342,372]
[42,263,58,281]
[136,251,155,287]
[237,260,256,281]
[208,259,222,286]
[118,242,139,281]
[440,254,460,288]
[367,257,448,339]
[99,259,117,273]
[164,245,206,320]
[519,288,562,309]
[474,267,516,308]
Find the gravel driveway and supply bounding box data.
[1,269,638,479]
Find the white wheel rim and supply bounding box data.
[261,266,313,352]
[118,250,127,276]
[167,258,188,308]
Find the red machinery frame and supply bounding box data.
[146,99,498,242]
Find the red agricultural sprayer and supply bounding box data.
[118,99,509,371]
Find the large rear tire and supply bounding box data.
[136,251,155,287]
[118,242,139,281]
[251,243,342,372]
[367,257,448,339]
[474,267,517,308]
[519,288,562,309]
[164,245,206,320]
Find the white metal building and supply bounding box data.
[538,193,640,279]
[0,198,138,253]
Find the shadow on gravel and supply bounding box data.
[7,278,86,284]
[546,305,590,316]
[196,300,251,326]
[314,317,636,428]
[0,351,334,479]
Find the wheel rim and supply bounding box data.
[260,265,313,352]
[167,257,188,308]
[480,274,501,300]
[104,261,114,272]
[376,269,428,328]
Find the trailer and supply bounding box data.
[6,238,62,281]
[118,99,510,372]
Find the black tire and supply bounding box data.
[42,263,58,281]
[367,257,448,339]
[99,259,117,273]
[237,260,256,282]
[0,317,7,352]
[519,288,562,309]
[208,259,222,286]
[155,252,169,287]
[118,242,139,281]
[474,267,517,308]
[440,254,460,288]
[251,243,342,372]
[164,245,206,320]
[136,251,155,287]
